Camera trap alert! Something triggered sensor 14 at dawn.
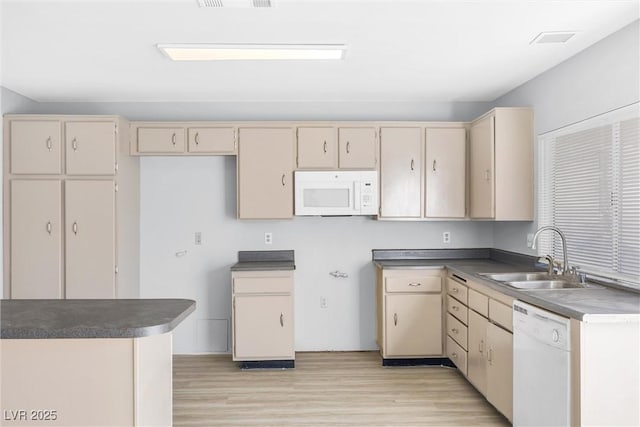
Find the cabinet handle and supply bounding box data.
[172,133,176,146]
[451,328,459,334]
[487,348,493,364]
[393,313,398,326]
[410,159,415,171]
[452,305,459,311]
[280,313,284,327]
[72,137,78,151]
[451,287,459,293]
[323,140,327,153]
[72,222,78,235]
[46,137,53,151]
[195,132,200,145]
[485,169,491,181]
[346,141,350,154]
[281,174,286,187]
[433,159,437,171]
[451,352,458,359]
[46,221,52,235]
[479,340,484,354]
[408,282,422,287]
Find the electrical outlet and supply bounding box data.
[527,233,534,248]
[195,232,202,245]
[320,297,328,309]
[443,231,451,244]
[264,232,273,245]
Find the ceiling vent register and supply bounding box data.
[198,0,273,7]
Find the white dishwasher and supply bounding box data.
[513,301,571,427]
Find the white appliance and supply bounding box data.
[294,170,378,216]
[513,300,571,427]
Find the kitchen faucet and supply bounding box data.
[531,226,570,275]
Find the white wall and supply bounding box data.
[141,156,493,353]
[491,20,640,254]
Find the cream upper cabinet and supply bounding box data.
[486,321,513,421]
[65,180,116,299]
[188,127,236,154]
[237,127,294,219]
[66,121,117,175]
[425,128,466,218]
[338,127,377,169]
[379,127,422,218]
[10,180,63,299]
[136,127,186,154]
[296,127,336,169]
[10,120,62,174]
[232,271,295,361]
[377,269,443,360]
[469,108,533,220]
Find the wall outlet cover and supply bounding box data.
[443,231,451,244]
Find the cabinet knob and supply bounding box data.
[72,137,78,151]
[172,133,177,146]
[393,313,398,326]
[452,287,459,293]
[46,137,53,151]
[72,222,78,235]
[479,340,484,354]
[280,313,284,327]
[487,348,493,364]
[451,328,458,334]
[46,221,52,235]
[410,159,415,171]
[451,352,458,359]
[432,159,436,172]
[452,305,459,311]
[346,141,350,154]
[281,174,286,187]
[408,282,422,287]
[195,132,200,145]
[323,140,327,153]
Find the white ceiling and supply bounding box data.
[1,0,638,103]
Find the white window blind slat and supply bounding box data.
[537,103,640,286]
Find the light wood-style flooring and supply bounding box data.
[173,352,510,427]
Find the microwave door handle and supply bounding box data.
[353,182,361,213]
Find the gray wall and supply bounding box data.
[491,20,640,255]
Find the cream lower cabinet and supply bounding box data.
[377,268,443,359]
[4,115,139,300]
[232,270,295,361]
[446,272,513,422]
[237,127,294,219]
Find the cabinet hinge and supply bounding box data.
[378,206,382,216]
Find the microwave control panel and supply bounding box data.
[360,173,378,215]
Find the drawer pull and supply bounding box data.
[487,348,493,364]
[408,282,422,287]
[280,313,284,327]
[195,132,200,145]
[46,137,53,151]
[451,328,459,334]
[323,140,327,153]
[452,305,459,311]
[394,313,398,326]
[72,222,78,235]
[346,141,350,154]
[46,221,52,235]
[451,287,459,293]
[451,352,458,359]
[72,137,78,151]
[171,133,177,145]
[479,340,484,354]
[410,159,415,171]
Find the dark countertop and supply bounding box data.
[373,250,640,321]
[1,299,196,339]
[231,250,296,271]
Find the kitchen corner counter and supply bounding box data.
[373,249,640,320]
[0,298,196,339]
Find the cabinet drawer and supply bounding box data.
[446,335,467,375]
[468,289,489,317]
[188,127,236,154]
[446,313,468,350]
[137,127,185,153]
[446,295,468,325]
[489,299,512,332]
[385,276,441,293]
[233,276,293,294]
[446,277,468,304]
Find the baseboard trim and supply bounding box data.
[239,360,295,369]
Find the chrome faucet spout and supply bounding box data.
[531,226,570,275]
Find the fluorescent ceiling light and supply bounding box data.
[157,44,347,61]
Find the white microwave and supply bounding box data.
[294,170,378,216]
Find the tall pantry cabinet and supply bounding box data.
[3,115,140,299]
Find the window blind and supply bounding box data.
[537,103,640,285]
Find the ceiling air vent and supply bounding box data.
[198,0,274,7]
[530,31,576,44]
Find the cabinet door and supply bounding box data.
[467,310,488,395]
[296,127,336,168]
[487,322,513,421]
[66,121,117,175]
[385,293,442,357]
[237,128,294,219]
[425,128,466,218]
[233,295,294,360]
[137,127,185,153]
[10,180,63,298]
[338,127,377,169]
[65,180,116,299]
[10,120,62,174]
[188,127,236,154]
[469,115,495,218]
[379,127,422,218]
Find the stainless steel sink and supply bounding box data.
[480,272,556,282]
[504,280,587,290]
